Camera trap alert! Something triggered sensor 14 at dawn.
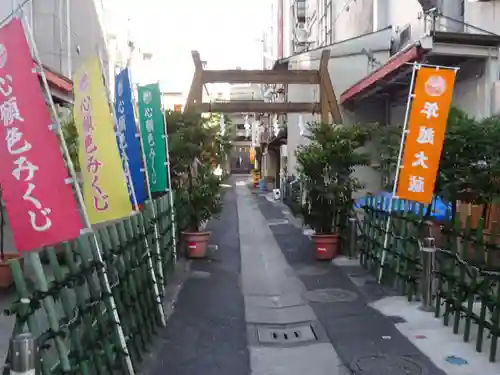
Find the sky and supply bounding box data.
[126,0,268,91]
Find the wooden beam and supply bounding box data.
[184,50,204,110]
[201,70,320,84]
[196,101,320,113]
[319,50,343,124]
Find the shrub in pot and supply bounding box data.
[180,162,223,258]
[296,122,369,260]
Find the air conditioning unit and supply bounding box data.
[391,24,411,55]
[295,0,306,23]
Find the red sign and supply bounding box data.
[0,18,82,252]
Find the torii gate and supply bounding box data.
[184,50,342,124]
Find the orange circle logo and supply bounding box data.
[424,75,446,97]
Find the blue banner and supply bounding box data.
[114,68,147,205]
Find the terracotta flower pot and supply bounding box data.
[182,231,211,258]
[311,233,340,260]
[0,254,23,289]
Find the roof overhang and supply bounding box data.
[340,44,424,106]
[33,60,74,104]
[340,31,500,107]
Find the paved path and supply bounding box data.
[146,181,249,375]
[146,178,448,374]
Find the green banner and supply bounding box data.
[138,83,168,192]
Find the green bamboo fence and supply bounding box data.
[359,196,500,362]
[3,193,178,374]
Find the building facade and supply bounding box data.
[263,0,500,196]
[1,0,109,104]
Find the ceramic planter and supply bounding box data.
[311,233,340,260]
[182,231,211,258]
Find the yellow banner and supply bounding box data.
[73,58,132,224]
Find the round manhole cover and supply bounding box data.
[190,271,211,279]
[295,265,329,276]
[351,355,425,375]
[304,288,357,303]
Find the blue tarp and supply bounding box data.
[355,191,452,221]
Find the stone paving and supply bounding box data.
[142,177,470,374]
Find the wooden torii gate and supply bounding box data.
[184,50,342,124]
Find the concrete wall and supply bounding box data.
[286,28,392,178]
[464,0,500,35]
[334,0,374,42]
[1,0,108,80]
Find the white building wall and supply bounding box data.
[1,0,108,81]
[464,0,500,35]
[286,28,393,178]
[334,0,374,42]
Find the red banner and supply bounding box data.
[0,18,82,252]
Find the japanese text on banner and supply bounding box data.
[396,66,457,204]
[137,83,168,192]
[73,58,132,224]
[0,18,82,251]
[114,68,146,205]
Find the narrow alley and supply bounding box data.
[145,177,448,375]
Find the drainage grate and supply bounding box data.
[295,265,329,277]
[304,288,358,303]
[257,324,317,345]
[266,219,289,226]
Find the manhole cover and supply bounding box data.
[351,355,425,375]
[190,271,211,279]
[257,324,317,345]
[266,219,289,226]
[295,265,329,276]
[304,288,357,303]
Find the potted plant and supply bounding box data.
[180,162,222,258]
[296,122,370,260]
[166,111,224,258]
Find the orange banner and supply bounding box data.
[396,66,457,204]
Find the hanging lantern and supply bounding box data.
[220,113,226,136]
[272,115,280,137]
[244,114,251,138]
[298,114,305,136]
[251,120,259,147]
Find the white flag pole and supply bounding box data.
[20,17,136,375]
[128,74,167,282]
[378,63,418,283]
[98,53,166,327]
[160,92,177,261]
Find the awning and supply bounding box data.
[340,44,424,106]
[340,31,500,107]
[33,60,73,100]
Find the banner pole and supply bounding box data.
[21,17,135,375]
[98,53,166,327]
[378,62,418,284]
[160,91,177,261]
[128,74,167,283]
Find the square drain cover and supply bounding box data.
[257,324,317,344]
